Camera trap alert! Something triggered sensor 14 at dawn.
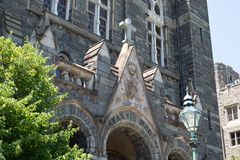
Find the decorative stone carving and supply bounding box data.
[108,45,154,124]
[127,62,137,77]
[123,62,138,100]
[61,70,70,81]
[125,80,137,99]
[56,60,95,90]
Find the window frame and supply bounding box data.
[144,0,165,67]
[44,0,71,20]
[229,131,240,147]
[226,105,239,122]
[87,0,110,40]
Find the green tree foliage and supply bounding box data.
[0,37,92,160]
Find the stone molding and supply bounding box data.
[55,100,97,154]
[101,110,161,159]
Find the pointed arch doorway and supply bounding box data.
[106,127,152,160]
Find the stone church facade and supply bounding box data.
[215,63,240,159]
[0,0,223,159]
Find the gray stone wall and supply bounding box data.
[176,0,223,159]
[217,83,240,159]
[215,64,240,159]
[0,0,223,159]
[215,63,240,90]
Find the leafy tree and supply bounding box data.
[0,37,92,160]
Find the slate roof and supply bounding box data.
[4,10,23,37]
[143,66,158,90]
[83,40,106,71]
[83,40,105,62]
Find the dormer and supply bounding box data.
[30,13,56,49]
[143,66,163,93]
[83,40,111,76]
[3,10,24,45]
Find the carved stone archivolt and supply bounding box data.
[125,79,137,99]
[55,101,97,154]
[124,62,138,99]
[102,111,161,160]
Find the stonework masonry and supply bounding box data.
[0,0,223,159]
[215,63,240,160]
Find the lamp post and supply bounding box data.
[179,87,202,160]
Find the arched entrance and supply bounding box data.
[62,121,88,152]
[107,127,151,160]
[168,152,186,160]
[102,111,161,160]
[55,101,97,154]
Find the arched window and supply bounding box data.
[58,51,71,62]
[58,0,67,19]
[145,1,165,67]
[43,0,71,20]
[154,4,160,16]
[62,122,88,152]
[69,126,88,151]
[88,0,110,39]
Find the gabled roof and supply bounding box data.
[114,43,134,80]
[143,66,163,91]
[107,42,156,125]
[35,12,50,39]
[143,66,158,81]
[4,10,23,37]
[143,66,158,90]
[29,12,56,48]
[83,40,105,62]
[83,40,110,73]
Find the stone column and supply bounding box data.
[152,21,158,64]
[65,0,70,20]
[160,27,164,67]
[75,76,82,86]
[164,26,169,66]
[95,0,101,36]
[86,76,94,90]
[61,70,70,81]
[52,0,59,15]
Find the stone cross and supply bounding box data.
[119,18,136,44]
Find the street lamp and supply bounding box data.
[179,87,202,160]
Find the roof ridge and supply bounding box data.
[88,39,105,48]
[143,65,158,74]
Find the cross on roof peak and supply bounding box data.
[119,18,136,45]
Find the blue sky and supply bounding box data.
[207,0,240,73]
